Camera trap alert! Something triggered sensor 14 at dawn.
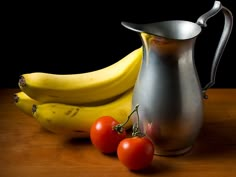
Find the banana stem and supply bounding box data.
[113,104,139,134]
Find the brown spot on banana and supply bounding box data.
[70,108,79,117]
[65,109,73,115]
[47,119,52,123]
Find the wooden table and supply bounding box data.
[0,88,235,177]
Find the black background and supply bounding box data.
[2,0,236,88]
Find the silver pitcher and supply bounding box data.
[122,1,233,156]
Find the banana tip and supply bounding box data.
[32,104,37,114]
[19,75,26,87]
[13,94,19,103]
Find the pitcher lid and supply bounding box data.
[121,20,202,40]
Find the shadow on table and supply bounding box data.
[185,118,236,159]
[63,136,91,146]
[129,157,175,175]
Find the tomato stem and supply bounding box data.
[113,104,140,134]
[132,104,145,137]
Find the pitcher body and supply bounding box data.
[132,34,203,155]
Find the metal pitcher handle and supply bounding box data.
[196,1,233,99]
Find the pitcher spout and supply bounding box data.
[121,20,202,40]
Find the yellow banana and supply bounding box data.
[14,91,40,116]
[19,47,142,105]
[32,88,134,138]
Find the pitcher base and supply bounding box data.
[154,146,193,156]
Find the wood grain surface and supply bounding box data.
[0,88,235,177]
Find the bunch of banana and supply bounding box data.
[14,47,143,138]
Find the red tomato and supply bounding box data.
[90,116,127,154]
[117,136,154,171]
